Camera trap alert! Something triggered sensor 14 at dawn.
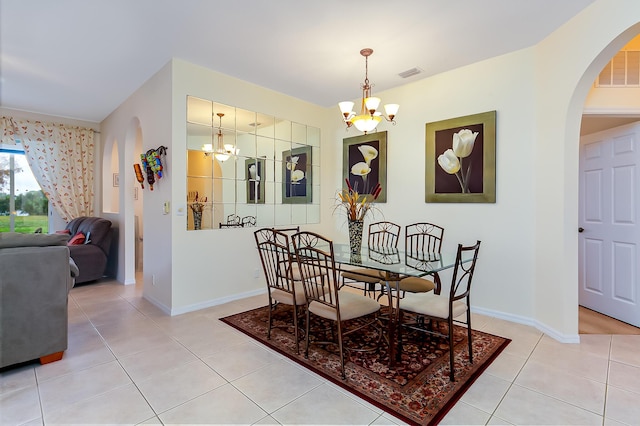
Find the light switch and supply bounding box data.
[163,201,170,215]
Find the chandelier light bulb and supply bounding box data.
[384,104,399,120]
[339,101,355,116]
[364,97,381,113]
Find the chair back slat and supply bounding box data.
[450,240,481,302]
[368,221,400,248]
[405,222,444,254]
[292,231,339,309]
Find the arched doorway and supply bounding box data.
[574,27,640,330]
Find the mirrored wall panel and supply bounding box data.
[186,96,321,230]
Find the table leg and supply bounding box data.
[384,273,401,367]
[386,272,439,367]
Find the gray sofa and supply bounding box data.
[65,216,113,284]
[0,232,78,369]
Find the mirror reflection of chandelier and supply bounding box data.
[338,48,399,134]
[209,112,239,162]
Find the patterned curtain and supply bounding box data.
[1,116,95,222]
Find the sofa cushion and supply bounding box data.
[67,232,86,245]
[0,232,69,249]
[65,217,112,254]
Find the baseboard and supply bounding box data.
[142,293,172,315]
[471,306,580,344]
[169,288,267,316]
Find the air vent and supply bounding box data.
[398,67,422,78]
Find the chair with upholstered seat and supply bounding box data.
[397,240,481,381]
[254,228,305,354]
[397,222,445,295]
[292,231,381,379]
[340,221,400,297]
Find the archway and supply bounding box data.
[102,137,119,214]
[578,37,640,329]
[568,23,640,330]
[122,117,144,286]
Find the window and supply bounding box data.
[597,50,640,87]
[0,145,49,233]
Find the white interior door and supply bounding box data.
[579,123,640,327]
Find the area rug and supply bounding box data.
[220,305,510,426]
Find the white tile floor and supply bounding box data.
[1,277,640,425]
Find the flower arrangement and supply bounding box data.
[188,191,207,213]
[437,128,479,193]
[337,178,382,221]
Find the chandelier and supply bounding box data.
[338,48,399,134]
[202,112,238,162]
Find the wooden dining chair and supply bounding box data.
[292,231,382,379]
[397,222,445,295]
[254,228,305,354]
[396,240,481,381]
[340,221,401,297]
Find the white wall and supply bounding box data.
[169,59,333,313]
[532,1,640,339]
[101,62,173,305]
[330,49,538,327]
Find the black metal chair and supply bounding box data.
[396,240,481,381]
[397,222,445,295]
[292,231,381,379]
[254,228,305,354]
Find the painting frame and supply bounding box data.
[282,146,312,204]
[425,111,496,203]
[245,157,266,204]
[342,131,387,203]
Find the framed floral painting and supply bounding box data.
[425,111,496,203]
[282,146,312,204]
[343,131,387,203]
[245,158,265,204]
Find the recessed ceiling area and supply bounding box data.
[581,115,640,136]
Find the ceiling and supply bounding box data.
[1,0,598,123]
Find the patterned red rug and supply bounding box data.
[220,305,510,426]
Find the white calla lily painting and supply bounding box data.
[343,132,387,203]
[283,146,312,204]
[426,111,496,203]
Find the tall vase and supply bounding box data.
[192,210,202,230]
[348,219,364,254]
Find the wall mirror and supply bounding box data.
[186,96,321,230]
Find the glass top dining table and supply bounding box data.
[331,243,463,279]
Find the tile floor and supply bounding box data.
[1,277,639,425]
